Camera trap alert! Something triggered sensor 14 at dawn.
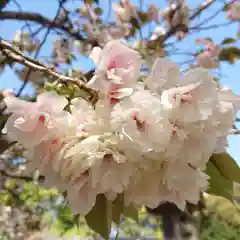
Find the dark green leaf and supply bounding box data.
[112,194,124,225]
[205,37,213,43]
[221,38,236,45]
[219,47,240,64]
[205,160,233,201]
[94,7,103,15]
[210,153,240,183]
[138,11,149,24]
[65,57,71,65]
[223,4,229,11]
[84,0,94,4]
[70,53,77,61]
[85,194,111,240]
[0,115,8,121]
[0,0,9,10]
[123,204,139,223]
[131,17,141,29]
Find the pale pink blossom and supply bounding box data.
[112,0,137,23]
[111,90,172,153]
[88,40,141,102]
[161,68,218,123]
[147,4,160,23]
[3,92,68,147]
[196,38,221,69]
[14,30,40,52]
[227,1,240,21]
[78,3,98,21]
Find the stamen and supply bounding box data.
[132,112,147,132]
[51,139,58,145]
[38,115,45,123]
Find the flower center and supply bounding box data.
[132,112,147,132]
[38,115,45,123]
[173,92,193,104]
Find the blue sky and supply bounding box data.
[0,0,240,164]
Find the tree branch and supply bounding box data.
[0,10,85,41]
[0,39,98,104]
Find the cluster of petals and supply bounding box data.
[162,2,189,29]
[3,40,239,216]
[196,38,221,69]
[227,1,240,21]
[13,30,40,52]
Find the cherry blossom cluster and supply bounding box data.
[2,40,239,216]
[227,1,240,21]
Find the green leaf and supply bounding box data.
[138,11,149,24]
[131,17,141,29]
[205,160,233,201]
[219,47,240,64]
[112,194,124,225]
[94,7,103,15]
[70,53,77,61]
[85,194,111,240]
[223,4,229,12]
[210,153,240,183]
[84,0,94,4]
[123,204,139,223]
[0,115,8,121]
[221,38,236,45]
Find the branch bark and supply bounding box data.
[0,10,85,41]
[0,39,98,103]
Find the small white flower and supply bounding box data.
[147,4,160,23]
[150,26,166,40]
[14,30,40,52]
[52,38,73,62]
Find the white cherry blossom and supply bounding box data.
[3,92,68,147]
[88,40,141,102]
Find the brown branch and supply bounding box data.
[191,0,237,30]
[0,39,98,104]
[190,21,233,31]
[0,10,85,41]
[16,0,68,97]
[230,129,240,135]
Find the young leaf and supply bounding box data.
[221,38,236,45]
[223,4,229,11]
[206,160,233,201]
[94,7,103,15]
[85,194,111,240]
[210,153,240,183]
[219,47,240,64]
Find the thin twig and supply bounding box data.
[0,11,85,41]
